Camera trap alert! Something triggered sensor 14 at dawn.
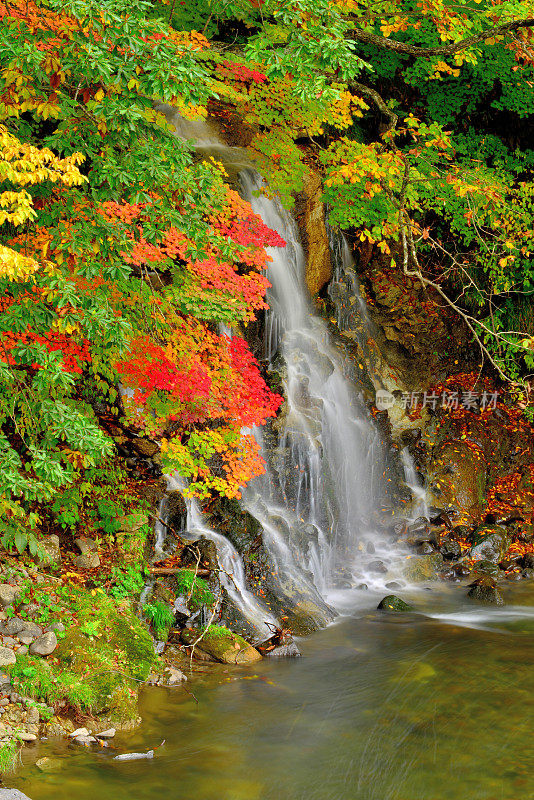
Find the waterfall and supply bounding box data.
[148,107,414,635]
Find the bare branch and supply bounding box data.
[349,17,534,57]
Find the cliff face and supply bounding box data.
[295,171,332,297]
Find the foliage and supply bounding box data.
[143,600,175,639]
[174,567,214,608]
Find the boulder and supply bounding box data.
[95,728,116,739]
[75,553,100,569]
[0,584,21,608]
[0,647,16,667]
[2,618,27,636]
[182,627,262,665]
[41,534,61,565]
[377,595,413,612]
[18,732,37,742]
[469,526,509,563]
[440,538,462,560]
[116,513,149,533]
[404,553,443,582]
[36,756,62,772]
[467,578,504,605]
[0,791,34,800]
[29,631,57,657]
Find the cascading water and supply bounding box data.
[150,107,415,635]
[239,171,407,611]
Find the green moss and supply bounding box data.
[111,611,155,681]
[143,601,175,640]
[0,740,18,773]
[174,568,214,610]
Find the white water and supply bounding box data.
[151,110,418,632]
[239,170,408,609]
[165,473,276,639]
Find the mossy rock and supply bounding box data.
[110,611,155,681]
[470,526,509,563]
[377,595,413,612]
[404,552,443,582]
[182,626,262,665]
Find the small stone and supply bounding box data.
[2,637,18,648]
[0,647,16,667]
[17,634,35,646]
[467,578,504,605]
[0,698,9,707]
[95,728,116,739]
[18,731,37,742]
[0,584,21,607]
[29,631,57,657]
[75,537,99,555]
[385,581,403,590]
[16,646,28,656]
[40,534,61,565]
[25,707,39,724]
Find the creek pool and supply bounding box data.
[10,584,534,800]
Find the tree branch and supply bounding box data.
[350,81,398,132]
[349,18,534,58]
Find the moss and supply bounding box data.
[111,611,155,681]
[174,568,214,610]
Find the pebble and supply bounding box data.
[69,727,91,738]
[0,584,21,607]
[0,648,16,667]
[74,735,96,745]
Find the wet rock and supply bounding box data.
[377,595,413,612]
[132,437,159,457]
[428,437,486,524]
[521,568,534,579]
[0,791,34,799]
[453,525,471,539]
[521,554,534,569]
[265,642,301,658]
[385,581,403,590]
[404,553,443,582]
[36,756,62,772]
[29,631,57,657]
[506,570,522,581]
[416,542,435,555]
[0,647,16,667]
[467,578,504,605]
[74,735,96,745]
[165,668,187,686]
[473,560,499,577]
[440,539,462,560]
[469,526,509,563]
[182,628,262,665]
[367,560,388,574]
[0,584,21,607]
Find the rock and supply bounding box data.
[165,668,187,686]
[467,578,504,605]
[427,437,486,524]
[469,526,510,563]
[41,534,61,564]
[0,647,16,667]
[74,735,96,745]
[367,560,388,574]
[0,584,21,607]
[69,727,91,738]
[440,538,462,560]
[36,756,62,772]
[378,595,413,612]
[385,581,403,590]
[18,732,37,741]
[74,553,100,569]
[296,170,332,296]
[264,642,301,658]
[17,645,28,655]
[25,707,39,724]
[182,628,262,665]
[95,728,116,739]
[416,542,435,555]
[404,553,443,582]
[29,631,57,657]
[45,621,65,634]
[2,618,26,636]
[0,791,34,799]
[521,554,534,569]
[521,568,534,579]
[2,637,18,648]
[75,537,98,555]
[132,437,159,457]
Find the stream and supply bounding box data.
[11,584,534,799]
[10,113,534,798]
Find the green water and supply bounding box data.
[10,585,534,800]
